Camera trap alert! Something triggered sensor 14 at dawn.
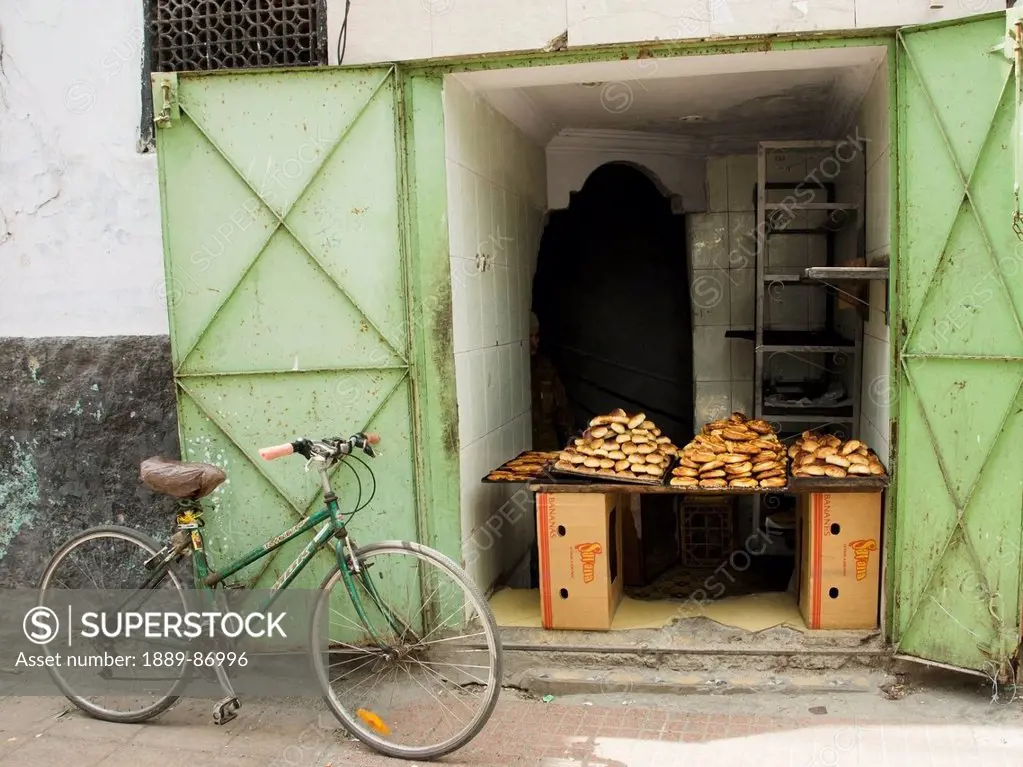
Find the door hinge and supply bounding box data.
[152,72,179,129]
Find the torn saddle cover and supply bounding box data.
[140,456,227,499]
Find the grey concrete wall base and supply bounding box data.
[509,667,889,699]
[0,336,179,587]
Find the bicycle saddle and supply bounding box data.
[140,456,226,499]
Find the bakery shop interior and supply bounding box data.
[450,45,892,635]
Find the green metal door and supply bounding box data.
[893,12,1023,676]
[153,67,458,589]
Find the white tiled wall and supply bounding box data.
[690,156,756,428]
[855,63,892,467]
[444,78,548,593]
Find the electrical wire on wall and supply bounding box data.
[336,0,352,65]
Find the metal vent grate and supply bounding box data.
[149,0,327,72]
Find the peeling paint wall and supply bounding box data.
[0,0,165,338]
[0,338,179,587]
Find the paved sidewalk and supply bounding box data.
[1,690,1021,766]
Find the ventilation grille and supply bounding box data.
[149,0,327,72]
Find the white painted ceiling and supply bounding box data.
[454,46,886,154]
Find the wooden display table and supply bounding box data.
[527,476,887,495]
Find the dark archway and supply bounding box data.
[531,162,694,445]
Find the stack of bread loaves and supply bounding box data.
[670,412,787,490]
[555,408,678,482]
[788,432,885,479]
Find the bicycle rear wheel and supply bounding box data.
[37,525,192,723]
[311,540,502,761]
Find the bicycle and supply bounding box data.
[37,431,503,761]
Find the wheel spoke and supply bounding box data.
[312,543,501,759]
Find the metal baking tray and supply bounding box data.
[480,451,558,483]
[550,454,676,486]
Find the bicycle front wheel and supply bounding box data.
[311,541,502,761]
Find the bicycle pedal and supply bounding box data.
[212,696,240,725]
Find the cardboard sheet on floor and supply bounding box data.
[489,588,806,632]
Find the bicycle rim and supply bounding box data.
[37,525,191,723]
[311,541,502,760]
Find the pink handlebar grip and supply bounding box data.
[365,433,381,445]
[260,443,294,461]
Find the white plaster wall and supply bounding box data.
[327,0,1002,65]
[444,78,547,592]
[546,145,707,212]
[855,63,892,467]
[0,0,166,338]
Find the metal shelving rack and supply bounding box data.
[751,140,869,438]
[728,140,887,542]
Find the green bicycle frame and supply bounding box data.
[170,496,411,646]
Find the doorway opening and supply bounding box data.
[532,161,694,444]
[443,43,891,646]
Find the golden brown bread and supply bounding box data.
[730,478,759,489]
[760,477,787,488]
[700,478,728,489]
[724,461,753,475]
[824,465,848,478]
[701,469,727,479]
[733,442,761,455]
[671,476,699,487]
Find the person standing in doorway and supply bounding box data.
[530,312,573,452]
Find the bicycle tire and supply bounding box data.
[37,525,193,723]
[310,540,503,761]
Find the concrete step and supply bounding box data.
[508,666,890,698]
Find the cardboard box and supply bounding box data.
[797,492,882,630]
[536,493,624,630]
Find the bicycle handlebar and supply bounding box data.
[259,443,294,460]
[259,433,380,462]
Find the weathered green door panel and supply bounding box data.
[895,13,1023,675]
[399,73,462,562]
[155,66,436,589]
